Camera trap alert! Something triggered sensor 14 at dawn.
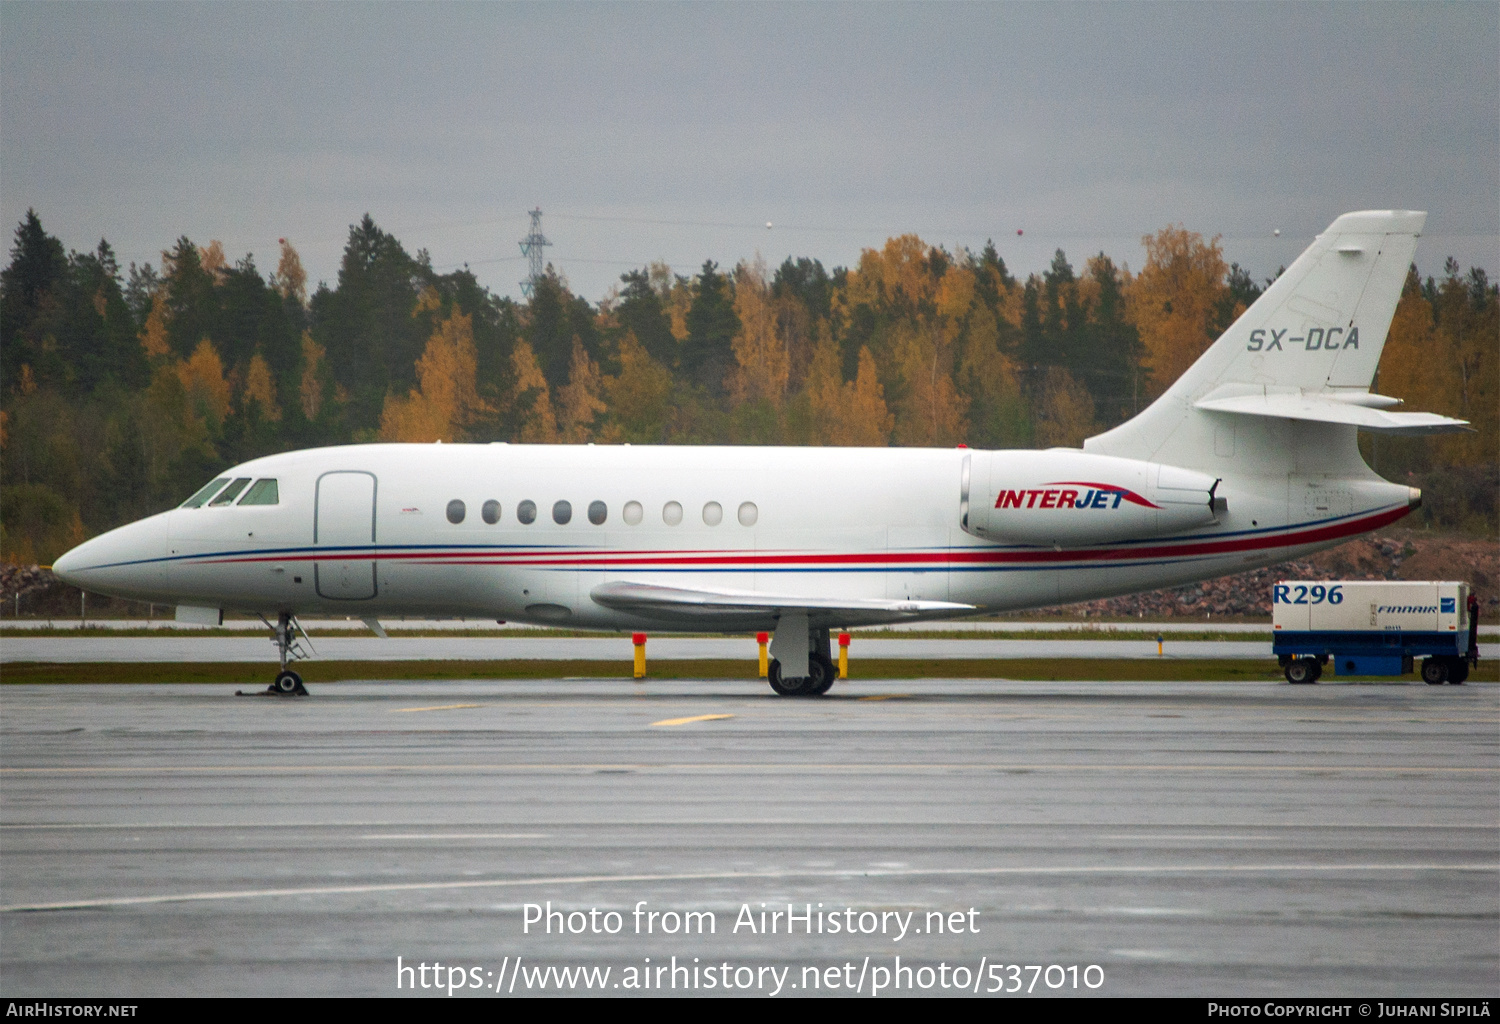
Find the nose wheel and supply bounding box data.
[271,670,308,695]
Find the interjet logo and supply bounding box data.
[994,482,1160,510]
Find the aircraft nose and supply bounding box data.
[51,512,172,600]
[51,545,82,584]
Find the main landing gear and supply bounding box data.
[766,616,837,697]
[237,612,311,696]
[768,652,836,697]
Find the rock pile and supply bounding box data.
[1029,530,1497,621]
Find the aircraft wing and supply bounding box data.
[1193,391,1472,435]
[589,580,977,628]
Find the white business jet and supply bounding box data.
[52,211,1467,696]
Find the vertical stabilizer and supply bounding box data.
[1085,210,1427,471]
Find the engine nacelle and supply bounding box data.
[961,450,1223,546]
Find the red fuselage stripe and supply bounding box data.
[190,505,1411,570]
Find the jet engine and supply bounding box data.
[961,450,1224,546]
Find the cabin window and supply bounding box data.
[588,500,607,525]
[238,479,279,506]
[517,500,537,524]
[702,501,723,526]
[482,500,501,524]
[209,478,252,506]
[623,501,643,525]
[738,501,758,526]
[180,478,229,509]
[553,500,572,524]
[662,501,683,526]
[446,499,466,524]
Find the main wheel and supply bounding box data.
[1420,658,1448,685]
[806,654,836,696]
[767,659,811,697]
[273,670,304,695]
[1284,659,1316,684]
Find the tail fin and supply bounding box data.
[1085,210,1467,472]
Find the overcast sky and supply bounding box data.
[2,2,1496,304]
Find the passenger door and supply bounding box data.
[315,471,377,600]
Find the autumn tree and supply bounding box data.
[298,331,326,422]
[242,353,281,422]
[804,330,893,446]
[139,291,170,361]
[556,338,606,442]
[378,310,486,443]
[887,320,968,446]
[600,334,674,443]
[728,257,790,409]
[272,238,307,308]
[956,299,1029,448]
[1032,366,1098,448]
[509,339,557,443]
[1127,225,1229,398]
[177,339,232,429]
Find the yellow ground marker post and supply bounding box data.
[633,632,647,679]
[756,631,769,677]
[1157,633,1165,657]
[838,631,850,678]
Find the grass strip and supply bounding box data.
[4,659,1494,685]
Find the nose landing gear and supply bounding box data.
[237,612,311,696]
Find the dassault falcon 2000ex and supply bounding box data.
[53,210,1469,696]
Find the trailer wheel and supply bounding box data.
[1420,658,1449,685]
[1284,659,1316,684]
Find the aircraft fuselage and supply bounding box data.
[57,440,1416,631]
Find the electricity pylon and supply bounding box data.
[519,208,550,299]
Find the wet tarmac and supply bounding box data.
[1,677,1496,997]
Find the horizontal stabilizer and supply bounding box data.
[590,580,975,625]
[1194,390,1471,435]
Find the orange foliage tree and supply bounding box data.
[1127,226,1228,398]
[378,310,486,442]
[728,258,790,408]
[177,339,232,428]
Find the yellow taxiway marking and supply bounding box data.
[650,714,736,727]
[858,694,912,701]
[360,832,547,841]
[391,703,484,713]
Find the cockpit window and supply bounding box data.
[180,478,229,509]
[209,478,252,506]
[238,479,279,506]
